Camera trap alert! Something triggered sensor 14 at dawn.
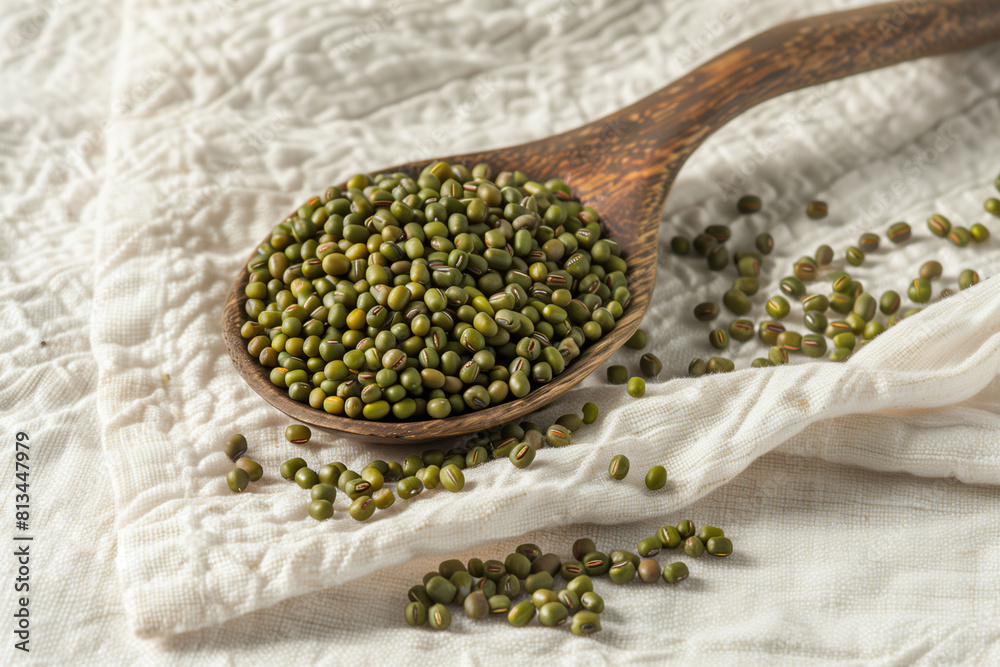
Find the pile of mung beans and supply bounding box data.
[239,161,631,420]
[229,402,602,517]
[405,527,731,633]
[223,434,263,492]
[669,171,997,374]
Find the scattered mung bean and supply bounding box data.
[226,468,249,493]
[607,365,628,385]
[806,201,828,219]
[225,434,247,461]
[738,195,762,214]
[959,269,980,290]
[928,214,951,237]
[235,458,263,482]
[706,357,734,373]
[645,465,667,490]
[887,222,911,243]
[609,454,630,480]
[627,377,646,398]
[858,233,880,252]
[662,561,690,584]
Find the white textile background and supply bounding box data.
[2,0,1000,663]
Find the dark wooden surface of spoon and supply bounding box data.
[223,0,1000,443]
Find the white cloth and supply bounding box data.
[4,0,1000,662]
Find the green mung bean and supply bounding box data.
[806,201,828,219]
[781,276,806,299]
[693,233,717,256]
[723,289,752,316]
[428,604,451,630]
[880,290,900,315]
[580,592,604,614]
[728,319,754,343]
[959,269,980,290]
[706,536,733,557]
[802,294,828,313]
[793,261,817,282]
[694,302,720,322]
[803,312,827,334]
[637,536,663,558]
[829,346,851,362]
[706,357,734,373]
[309,499,334,521]
[887,222,911,243]
[948,226,972,247]
[645,465,667,490]
[756,233,774,255]
[759,321,785,345]
[556,413,584,432]
[777,331,802,354]
[734,276,759,296]
[440,464,465,491]
[815,245,834,267]
[684,536,705,558]
[570,611,602,636]
[970,223,990,242]
[566,574,594,597]
[607,365,628,385]
[705,224,731,243]
[676,520,696,539]
[670,236,690,255]
[768,345,788,365]
[637,559,660,583]
[662,561,690,584]
[688,358,707,377]
[928,214,951,237]
[608,561,636,584]
[738,195,762,214]
[572,539,597,561]
[225,434,247,461]
[853,294,876,321]
[846,246,865,267]
[280,457,307,480]
[509,443,535,468]
[507,600,535,626]
[226,468,249,493]
[639,353,663,378]
[737,256,760,278]
[908,278,932,303]
[464,591,488,619]
[284,424,311,444]
[985,198,1000,218]
[294,467,319,489]
[863,321,884,340]
[609,454,630,480]
[858,233,880,252]
[627,377,646,398]
[709,329,729,350]
[802,334,827,358]
[625,329,647,350]
[920,261,943,280]
[766,296,790,320]
[706,245,729,271]
[235,458,263,482]
[582,402,599,424]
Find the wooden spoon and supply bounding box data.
[223,0,1000,444]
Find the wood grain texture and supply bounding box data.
[222,0,1000,443]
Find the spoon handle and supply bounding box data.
[578,0,1000,199]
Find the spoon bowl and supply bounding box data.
[223,0,1000,443]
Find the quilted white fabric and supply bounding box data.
[4,0,1000,662]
